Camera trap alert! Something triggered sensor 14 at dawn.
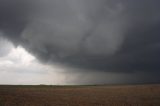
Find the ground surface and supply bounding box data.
[0,84,160,106]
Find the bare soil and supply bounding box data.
[0,84,160,106]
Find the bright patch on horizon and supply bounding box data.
[0,39,68,85]
[8,46,35,66]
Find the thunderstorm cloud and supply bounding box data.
[0,0,160,84]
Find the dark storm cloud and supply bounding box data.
[0,0,36,44]
[0,0,160,74]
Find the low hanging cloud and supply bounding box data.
[0,0,160,74]
[0,36,13,57]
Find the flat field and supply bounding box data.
[0,84,160,106]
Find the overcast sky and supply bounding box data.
[0,0,160,85]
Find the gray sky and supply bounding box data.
[0,0,160,85]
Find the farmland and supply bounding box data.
[0,84,160,106]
